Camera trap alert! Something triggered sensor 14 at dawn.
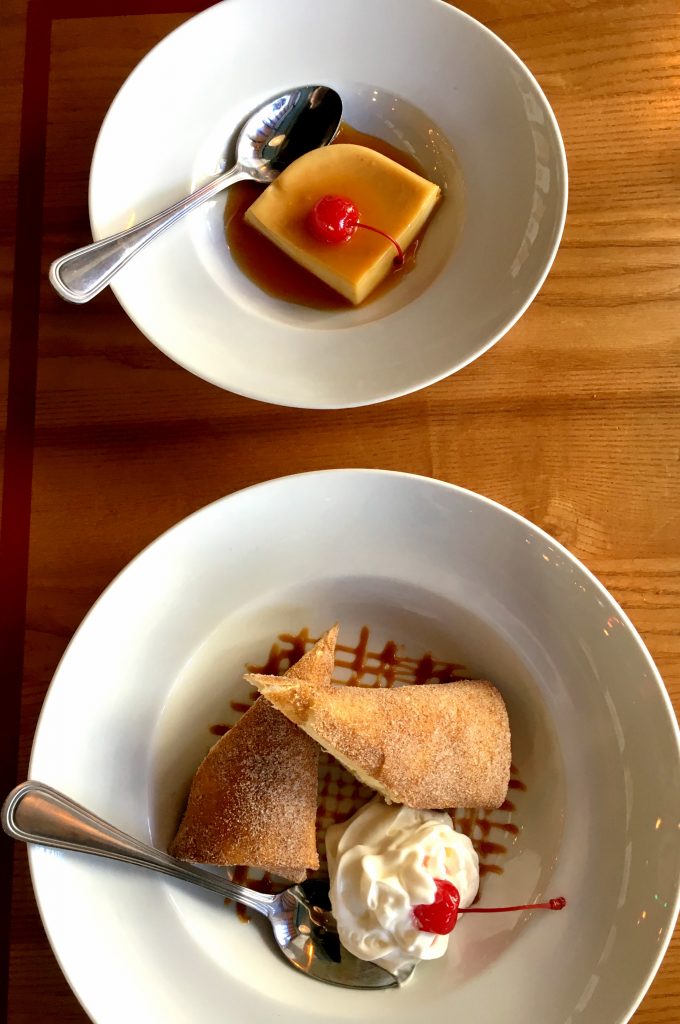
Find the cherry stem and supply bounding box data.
[356,222,404,265]
[461,897,567,914]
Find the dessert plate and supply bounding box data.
[89,0,568,407]
[29,471,679,1024]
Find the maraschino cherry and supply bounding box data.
[413,878,461,934]
[412,879,566,936]
[308,195,359,243]
[308,194,404,265]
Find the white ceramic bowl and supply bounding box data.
[29,471,678,1024]
[89,0,567,408]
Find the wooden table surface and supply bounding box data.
[1,0,678,1020]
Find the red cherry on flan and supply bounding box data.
[307,194,405,264]
[308,195,359,244]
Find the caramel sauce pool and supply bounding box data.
[224,124,431,310]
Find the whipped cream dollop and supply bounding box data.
[326,798,479,973]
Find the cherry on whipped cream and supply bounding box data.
[412,880,567,936]
[412,878,460,934]
[307,195,404,264]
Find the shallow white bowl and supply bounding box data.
[89,0,567,408]
[29,470,678,1024]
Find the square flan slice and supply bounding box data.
[244,144,440,305]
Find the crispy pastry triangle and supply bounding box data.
[170,626,338,881]
[245,660,510,810]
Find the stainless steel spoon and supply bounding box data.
[49,84,342,304]
[2,781,410,989]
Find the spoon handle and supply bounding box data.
[49,165,249,304]
[2,781,278,917]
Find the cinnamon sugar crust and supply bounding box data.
[170,626,339,880]
[245,671,511,810]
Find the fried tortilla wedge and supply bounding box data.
[246,659,510,810]
[170,626,338,880]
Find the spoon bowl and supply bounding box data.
[2,781,401,990]
[274,879,415,987]
[236,86,343,183]
[49,85,342,303]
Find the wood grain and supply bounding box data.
[0,1,678,1021]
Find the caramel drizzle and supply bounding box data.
[209,627,526,916]
[225,865,286,923]
[452,765,523,879]
[245,626,466,688]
